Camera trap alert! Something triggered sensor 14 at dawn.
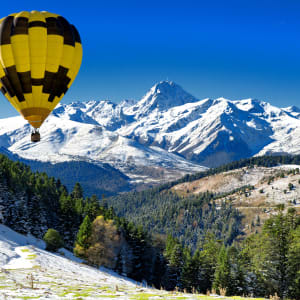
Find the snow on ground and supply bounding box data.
[0,224,255,299]
[173,166,267,195]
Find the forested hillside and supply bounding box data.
[0,148,131,197]
[0,154,163,285]
[107,155,300,241]
[161,207,300,298]
[1,153,300,298]
[109,190,244,249]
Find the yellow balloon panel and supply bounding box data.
[0,11,82,128]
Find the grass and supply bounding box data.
[20,248,30,253]
[130,293,168,299]
[73,291,91,297]
[97,296,119,298]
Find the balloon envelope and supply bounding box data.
[0,11,82,128]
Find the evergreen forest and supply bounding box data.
[0,153,299,298]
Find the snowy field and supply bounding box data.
[0,225,263,299]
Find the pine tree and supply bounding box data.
[169,243,184,289]
[212,245,232,295]
[181,248,202,292]
[76,215,92,249]
[262,210,290,297]
[59,193,79,247]
[198,233,221,293]
[84,195,100,220]
[287,226,300,299]
[227,245,246,296]
[163,235,184,290]
[71,182,84,199]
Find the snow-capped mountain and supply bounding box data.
[125,81,198,118]
[0,80,300,187]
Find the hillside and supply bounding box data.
[107,155,300,247]
[1,212,299,299]
[173,164,300,235]
[0,224,207,299]
[0,153,168,287]
[0,147,131,197]
[0,153,299,298]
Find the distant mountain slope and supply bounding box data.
[172,163,300,235]
[106,155,300,248]
[0,148,131,197]
[0,80,300,187]
[120,96,300,167]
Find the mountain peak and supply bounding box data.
[126,81,198,116]
[150,80,179,93]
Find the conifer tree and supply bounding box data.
[76,215,92,249]
[198,233,221,292]
[262,210,290,297]
[181,248,202,292]
[287,226,300,299]
[84,194,100,220]
[71,182,84,199]
[213,245,232,295]
[169,242,184,289]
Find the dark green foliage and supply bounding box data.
[160,211,300,298]
[0,154,102,249]
[287,226,300,298]
[180,249,201,292]
[163,236,185,290]
[0,153,163,287]
[43,229,64,252]
[212,245,232,295]
[114,219,158,283]
[76,215,92,249]
[71,182,84,199]
[238,209,300,298]
[108,189,243,250]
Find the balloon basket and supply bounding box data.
[31,131,40,143]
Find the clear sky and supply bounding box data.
[0,0,299,117]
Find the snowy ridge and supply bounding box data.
[0,81,300,184]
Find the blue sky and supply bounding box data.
[0,0,300,117]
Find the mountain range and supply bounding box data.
[0,80,300,193]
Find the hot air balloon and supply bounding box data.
[0,11,82,142]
